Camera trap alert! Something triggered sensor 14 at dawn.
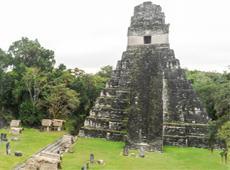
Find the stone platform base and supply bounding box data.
[163,135,209,148]
[80,127,125,141]
[80,126,212,150]
[127,140,163,152]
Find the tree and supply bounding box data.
[44,84,79,119]
[19,67,47,107]
[0,37,114,132]
[218,121,230,148]
[186,70,229,120]
[186,69,230,150]
[213,72,230,117]
[9,37,55,71]
[0,49,14,121]
[13,67,48,125]
[0,49,12,72]
[96,65,113,80]
[214,86,230,117]
[0,49,9,108]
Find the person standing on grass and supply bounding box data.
[224,148,228,164]
[90,153,94,163]
[220,150,224,163]
[6,142,10,155]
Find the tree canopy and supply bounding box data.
[0,37,110,133]
[186,69,230,149]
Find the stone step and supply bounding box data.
[14,135,75,170]
[81,127,126,141]
[89,111,127,119]
[84,117,126,131]
[41,138,63,154]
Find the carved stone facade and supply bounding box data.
[81,1,210,151]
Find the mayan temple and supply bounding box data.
[81,1,210,151]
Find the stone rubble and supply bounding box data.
[15,135,75,170]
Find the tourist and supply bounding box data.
[224,148,228,164]
[6,142,10,155]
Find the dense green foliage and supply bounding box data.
[186,70,230,120]
[186,70,230,148]
[0,128,64,170]
[62,138,229,170]
[0,37,112,133]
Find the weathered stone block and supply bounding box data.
[10,120,21,128]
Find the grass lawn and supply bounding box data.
[62,138,230,170]
[0,128,65,170]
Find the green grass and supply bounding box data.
[62,138,230,170]
[0,128,65,170]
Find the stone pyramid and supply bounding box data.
[81,1,210,151]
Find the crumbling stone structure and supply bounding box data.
[41,119,65,132]
[52,119,65,131]
[10,120,23,135]
[81,1,210,151]
[15,135,75,170]
[41,119,52,131]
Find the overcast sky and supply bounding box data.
[0,0,229,73]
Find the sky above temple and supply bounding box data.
[0,0,229,73]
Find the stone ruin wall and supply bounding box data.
[81,1,210,151]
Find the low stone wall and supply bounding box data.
[82,127,124,141]
[163,135,209,148]
[14,134,75,170]
[163,123,209,148]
